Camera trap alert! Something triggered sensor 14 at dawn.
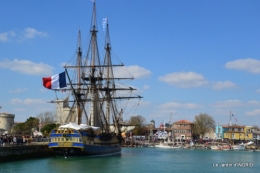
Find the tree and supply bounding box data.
[126,115,146,135]
[37,111,56,126]
[12,117,39,135]
[127,115,146,126]
[252,125,260,130]
[193,113,215,138]
[12,123,26,135]
[24,117,39,134]
[41,123,58,136]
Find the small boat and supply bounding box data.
[232,141,254,151]
[220,144,231,150]
[210,145,221,150]
[154,120,181,149]
[155,142,182,149]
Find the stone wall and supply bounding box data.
[0,144,55,162]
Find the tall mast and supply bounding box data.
[76,30,82,125]
[89,2,102,127]
[104,19,113,130]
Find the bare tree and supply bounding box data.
[37,111,56,126]
[126,115,146,127]
[193,113,215,138]
[126,115,146,135]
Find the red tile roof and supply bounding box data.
[174,120,193,124]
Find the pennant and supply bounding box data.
[102,18,107,31]
[42,72,67,89]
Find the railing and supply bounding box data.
[32,138,49,142]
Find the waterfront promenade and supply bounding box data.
[0,137,53,162]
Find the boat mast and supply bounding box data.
[76,30,82,125]
[89,2,102,127]
[104,18,113,130]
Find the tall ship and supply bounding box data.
[46,2,141,157]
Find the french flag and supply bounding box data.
[42,72,67,89]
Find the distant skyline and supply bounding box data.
[0,0,260,127]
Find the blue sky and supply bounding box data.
[0,0,260,127]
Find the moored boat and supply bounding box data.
[232,141,254,151]
[210,145,221,150]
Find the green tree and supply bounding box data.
[12,123,26,135]
[12,117,39,135]
[193,113,215,138]
[24,117,39,135]
[41,123,58,136]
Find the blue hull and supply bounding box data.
[49,128,122,157]
[50,143,121,156]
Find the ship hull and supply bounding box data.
[49,143,121,156]
[48,127,122,157]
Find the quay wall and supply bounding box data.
[0,143,55,162]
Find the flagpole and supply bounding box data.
[229,110,232,126]
[55,90,58,100]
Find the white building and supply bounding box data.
[56,98,77,124]
[0,113,15,134]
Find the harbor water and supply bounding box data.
[1,147,259,173]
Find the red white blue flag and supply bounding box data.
[232,113,238,122]
[42,72,67,89]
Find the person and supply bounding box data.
[3,135,7,146]
[13,136,17,145]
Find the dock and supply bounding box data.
[0,142,54,162]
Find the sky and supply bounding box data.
[0,0,260,127]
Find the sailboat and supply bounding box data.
[47,2,142,157]
[154,120,181,149]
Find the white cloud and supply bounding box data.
[158,71,208,88]
[160,102,203,109]
[9,88,28,94]
[213,100,260,109]
[113,65,151,79]
[0,59,54,76]
[0,31,15,42]
[248,100,260,106]
[22,27,48,39]
[246,109,260,116]
[13,108,27,112]
[10,98,46,105]
[0,28,47,42]
[213,100,244,108]
[225,58,260,74]
[212,81,237,90]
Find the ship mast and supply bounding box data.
[76,30,82,125]
[104,18,113,131]
[89,2,102,127]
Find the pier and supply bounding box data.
[0,142,54,162]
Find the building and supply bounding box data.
[252,127,260,145]
[223,124,245,141]
[172,120,193,141]
[244,126,253,141]
[203,128,215,140]
[215,125,223,140]
[56,98,77,124]
[0,112,15,134]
